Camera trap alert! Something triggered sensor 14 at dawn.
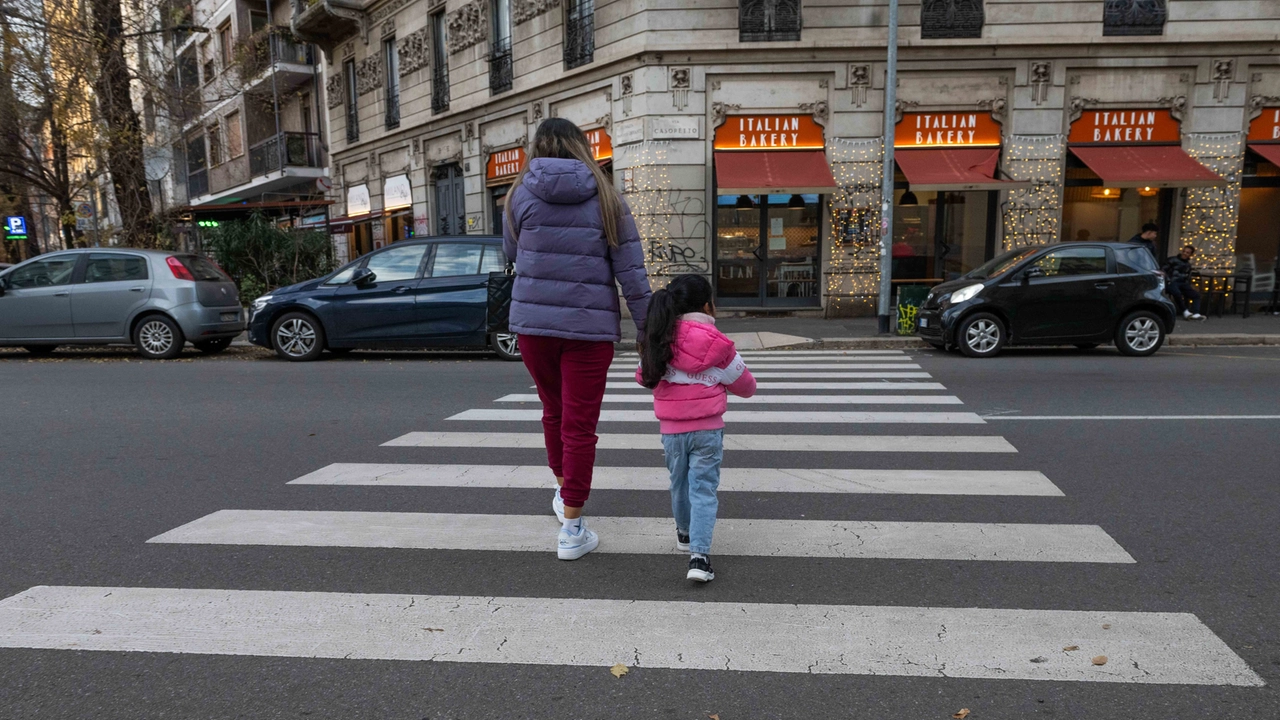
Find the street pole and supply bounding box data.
[877,0,900,334]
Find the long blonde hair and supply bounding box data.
[506,117,623,247]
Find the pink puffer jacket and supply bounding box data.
[636,313,757,434]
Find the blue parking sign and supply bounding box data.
[5,216,26,236]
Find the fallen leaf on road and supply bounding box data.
[1030,656,1047,663]
[610,663,629,678]
[423,628,443,633]
[1092,655,1108,666]
[708,715,720,720]
[1063,645,1079,652]
[953,709,971,719]
[1102,624,1111,630]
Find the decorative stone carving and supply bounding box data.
[398,26,430,75]
[355,55,382,95]
[1212,59,1234,102]
[799,100,829,123]
[513,0,560,24]
[1250,94,1280,118]
[1157,94,1188,121]
[446,0,488,55]
[371,0,414,24]
[532,101,544,122]
[710,102,741,127]
[381,20,396,37]
[620,74,633,96]
[976,96,1007,122]
[894,99,919,124]
[670,67,690,111]
[1030,61,1051,105]
[595,113,612,130]
[1068,96,1100,121]
[849,64,870,107]
[464,121,475,142]
[326,71,345,108]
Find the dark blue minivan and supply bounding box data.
[247,236,519,361]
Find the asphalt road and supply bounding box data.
[1,343,1278,719]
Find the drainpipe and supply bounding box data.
[266,0,285,204]
[877,0,899,334]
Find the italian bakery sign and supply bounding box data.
[486,147,527,183]
[1249,108,1280,142]
[585,127,613,162]
[713,115,825,150]
[894,112,1002,148]
[1069,109,1181,144]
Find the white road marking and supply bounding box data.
[605,382,949,390]
[496,394,965,405]
[986,415,1280,421]
[447,409,984,424]
[148,511,1131,563]
[611,362,921,370]
[1,587,1259,684]
[382,432,1017,453]
[607,370,928,378]
[290,464,1063,496]
[619,350,908,357]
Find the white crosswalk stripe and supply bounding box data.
[497,393,966,405]
[383,431,1016,453]
[611,361,922,369]
[0,587,1260,685]
[149,510,1133,563]
[607,370,930,378]
[606,381,949,390]
[289,464,1064,496]
[448,409,985,424]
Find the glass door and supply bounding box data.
[715,194,822,307]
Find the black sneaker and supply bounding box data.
[687,555,715,583]
[676,531,690,552]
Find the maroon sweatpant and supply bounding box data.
[517,334,615,508]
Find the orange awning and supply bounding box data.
[894,148,1029,192]
[1248,143,1280,167]
[714,151,837,194]
[1069,146,1223,188]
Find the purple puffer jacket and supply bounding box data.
[503,157,651,342]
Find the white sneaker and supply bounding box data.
[1183,310,1193,318]
[552,488,566,523]
[1191,313,1206,321]
[557,521,599,561]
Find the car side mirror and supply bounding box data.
[351,267,376,287]
[1023,266,1045,284]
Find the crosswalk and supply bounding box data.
[0,349,1264,688]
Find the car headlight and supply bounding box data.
[251,295,274,314]
[947,284,984,305]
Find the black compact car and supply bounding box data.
[916,242,1177,358]
[247,236,519,361]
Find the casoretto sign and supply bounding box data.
[894,112,1002,148]
[1068,110,1181,145]
[713,115,825,150]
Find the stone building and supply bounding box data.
[296,0,1280,314]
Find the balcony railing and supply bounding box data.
[239,28,316,79]
[563,2,594,69]
[249,132,324,177]
[1103,0,1167,36]
[432,62,449,113]
[386,84,400,129]
[920,0,984,39]
[490,36,513,94]
[187,169,209,198]
[739,0,800,42]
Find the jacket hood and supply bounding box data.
[522,158,599,204]
[668,319,736,374]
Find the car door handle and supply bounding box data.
[392,286,411,294]
[53,291,70,297]
[1094,282,1114,289]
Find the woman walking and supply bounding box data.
[503,118,652,560]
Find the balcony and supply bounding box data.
[249,132,325,177]
[1103,0,1167,36]
[291,0,367,56]
[921,0,984,39]
[490,36,513,94]
[432,62,449,113]
[563,1,594,69]
[240,28,317,91]
[739,0,800,42]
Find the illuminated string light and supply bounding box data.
[1183,133,1242,286]
[1002,134,1064,250]
[621,141,675,287]
[825,137,883,316]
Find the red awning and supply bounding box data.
[1069,146,1223,188]
[714,151,837,194]
[1248,143,1280,167]
[894,148,1029,192]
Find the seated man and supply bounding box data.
[1163,245,1206,321]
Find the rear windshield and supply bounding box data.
[965,247,1038,280]
[177,255,231,282]
[1117,247,1158,273]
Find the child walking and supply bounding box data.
[637,275,756,582]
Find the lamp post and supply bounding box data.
[877,0,900,334]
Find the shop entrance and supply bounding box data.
[891,189,998,282]
[714,193,822,307]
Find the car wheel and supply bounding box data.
[194,337,233,355]
[272,312,325,361]
[490,332,521,361]
[957,312,1005,359]
[134,315,185,359]
[1074,343,1101,350]
[22,345,58,356]
[1115,311,1165,357]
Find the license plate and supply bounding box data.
[221,312,239,322]
[918,318,929,328]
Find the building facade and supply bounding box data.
[298,0,1280,314]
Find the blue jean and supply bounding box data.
[1168,281,1202,314]
[662,429,725,555]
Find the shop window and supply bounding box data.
[431,11,449,113]
[491,0,513,93]
[714,194,821,306]
[344,58,359,143]
[1103,0,1167,36]
[431,243,484,277]
[891,189,995,281]
[739,0,800,43]
[1062,185,1165,247]
[920,0,984,40]
[384,36,400,129]
[564,0,594,69]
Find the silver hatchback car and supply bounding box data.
[0,249,244,359]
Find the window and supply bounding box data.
[84,254,148,283]
[207,122,223,165]
[344,58,359,142]
[1116,247,1158,274]
[430,243,484,277]
[1032,247,1108,277]
[364,244,427,282]
[186,133,208,196]
[920,0,984,39]
[1103,0,1166,36]
[218,21,233,67]
[225,111,243,158]
[490,0,513,93]
[481,245,507,274]
[143,94,156,133]
[174,255,230,281]
[563,0,594,69]
[324,265,358,285]
[739,0,800,42]
[384,36,400,129]
[201,41,215,82]
[7,256,79,288]
[176,49,199,90]
[248,10,268,34]
[430,11,449,113]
